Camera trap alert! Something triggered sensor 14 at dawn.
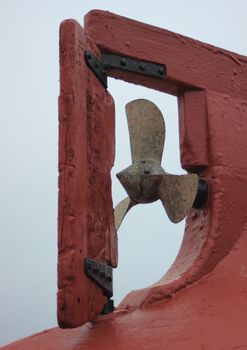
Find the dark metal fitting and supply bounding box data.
[99,271,106,278]
[93,266,99,273]
[158,67,164,75]
[193,179,208,209]
[84,258,113,298]
[85,50,166,89]
[120,58,127,66]
[106,275,113,283]
[101,299,114,315]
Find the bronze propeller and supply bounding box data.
[114,99,205,231]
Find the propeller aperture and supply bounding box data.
[114,99,200,231]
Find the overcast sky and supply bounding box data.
[1,0,247,346]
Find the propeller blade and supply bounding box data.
[150,173,199,223]
[126,99,165,164]
[114,197,136,231]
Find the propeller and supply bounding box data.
[114,99,206,231]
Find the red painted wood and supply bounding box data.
[178,90,208,170]
[57,19,117,328]
[3,10,247,349]
[82,10,247,310]
[85,10,247,99]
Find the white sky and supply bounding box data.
[0,0,247,346]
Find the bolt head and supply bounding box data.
[120,58,127,66]
[106,275,113,283]
[93,266,99,274]
[139,64,145,71]
[99,271,106,278]
[158,67,164,75]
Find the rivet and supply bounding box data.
[106,276,112,282]
[139,64,145,71]
[99,271,106,278]
[93,266,99,274]
[86,52,92,60]
[120,58,127,66]
[158,67,164,75]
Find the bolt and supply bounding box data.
[99,271,106,278]
[85,259,92,270]
[139,64,145,71]
[158,67,164,75]
[106,275,112,283]
[93,266,99,274]
[120,58,127,66]
[86,52,92,60]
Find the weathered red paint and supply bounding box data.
[84,10,247,99]
[57,19,117,328]
[3,240,247,348]
[3,10,247,349]
[178,90,208,170]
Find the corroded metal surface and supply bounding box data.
[114,197,136,231]
[116,161,165,203]
[152,173,199,223]
[126,99,165,163]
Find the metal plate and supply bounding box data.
[102,53,166,78]
[85,51,166,89]
[84,258,113,298]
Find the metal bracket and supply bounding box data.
[85,52,108,88]
[84,258,113,298]
[85,51,166,89]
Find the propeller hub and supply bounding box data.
[116,161,165,203]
